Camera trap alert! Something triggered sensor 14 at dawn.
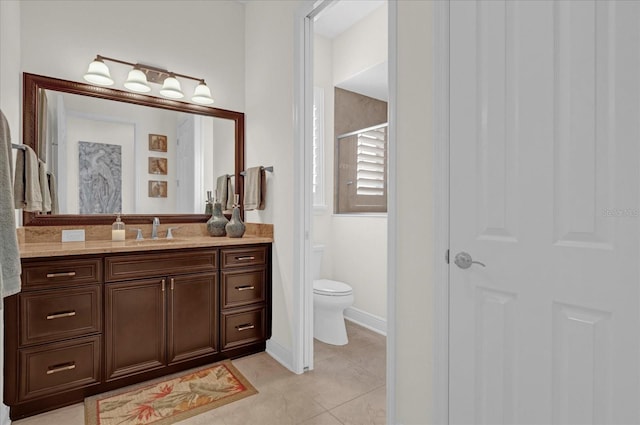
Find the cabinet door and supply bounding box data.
[105,278,166,381]
[167,273,218,365]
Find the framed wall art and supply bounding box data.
[149,134,167,152]
[148,157,168,175]
[148,180,168,198]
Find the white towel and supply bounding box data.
[39,159,51,213]
[14,145,42,212]
[0,110,22,307]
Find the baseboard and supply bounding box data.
[265,339,296,373]
[0,404,9,425]
[344,307,387,336]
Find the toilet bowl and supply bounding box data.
[312,245,354,346]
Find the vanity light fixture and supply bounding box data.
[83,55,214,105]
[159,74,184,99]
[123,67,151,93]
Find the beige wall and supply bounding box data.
[244,0,299,358]
[394,1,434,423]
[20,1,245,112]
[333,3,388,86]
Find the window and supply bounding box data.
[335,123,387,213]
[312,87,325,207]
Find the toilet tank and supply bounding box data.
[312,245,324,280]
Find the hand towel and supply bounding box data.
[216,174,228,207]
[14,145,42,212]
[39,159,51,213]
[226,177,235,211]
[258,168,267,210]
[0,110,22,307]
[243,166,263,211]
[49,172,59,214]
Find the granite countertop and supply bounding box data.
[19,235,273,258]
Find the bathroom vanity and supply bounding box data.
[4,236,272,420]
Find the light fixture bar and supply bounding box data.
[85,54,214,104]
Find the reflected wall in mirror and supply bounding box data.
[22,73,244,226]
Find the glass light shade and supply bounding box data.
[124,68,151,93]
[191,82,214,105]
[83,59,114,86]
[159,76,184,99]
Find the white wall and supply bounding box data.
[19,0,246,218]
[394,1,434,423]
[0,1,20,422]
[244,0,299,360]
[312,5,388,321]
[332,4,388,87]
[20,1,245,113]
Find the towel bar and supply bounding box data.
[240,166,273,176]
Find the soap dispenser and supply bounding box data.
[112,214,126,241]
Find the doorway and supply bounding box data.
[293,0,393,407]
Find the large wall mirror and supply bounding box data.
[22,73,244,226]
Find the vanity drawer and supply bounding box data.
[221,246,267,269]
[18,335,101,401]
[105,249,217,282]
[22,258,102,289]
[20,285,102,346]
[221,306,266,350]
[221,267,266,309]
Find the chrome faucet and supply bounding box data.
[152,217,160,239]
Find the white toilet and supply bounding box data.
[312,245,354,345]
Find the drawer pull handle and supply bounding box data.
[235,256,255,261]
[46,272,76,278]
[161,279,166,292]
[170,278,175,291]
[46,362,76,375]
[236,323,255,331]
[235,285,255,291]
[46,311,76,320]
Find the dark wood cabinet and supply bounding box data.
[5,243,271,420]
[105,278,166,381]
[219,246,271,351]
[167,273,218,365]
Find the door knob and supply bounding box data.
[454,252,486,269]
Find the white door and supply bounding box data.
[449,1,640,424]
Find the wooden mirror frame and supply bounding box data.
[22,73,244,226]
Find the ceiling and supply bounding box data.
[313,0,388,102]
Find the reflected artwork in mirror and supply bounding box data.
[22,73,245,226]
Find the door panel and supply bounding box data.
[450,1,640,424]
[167,273,218,364]
[105,278,166,381]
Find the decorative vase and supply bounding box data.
[225,194,245,238]
[207,201,228,237]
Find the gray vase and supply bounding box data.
[207,202,228,237]
[225,205,246,238]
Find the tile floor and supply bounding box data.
[14,321,386,425]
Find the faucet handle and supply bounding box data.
[166,227,180,239]
[129,228,143,240]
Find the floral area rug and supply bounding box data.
[85,362,257,425]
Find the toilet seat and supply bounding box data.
[313,279,353,296]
